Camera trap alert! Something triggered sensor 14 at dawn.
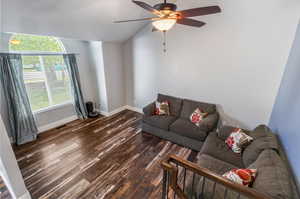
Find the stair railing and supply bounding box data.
[161,155,273,199]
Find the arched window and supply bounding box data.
[9,34,72,112]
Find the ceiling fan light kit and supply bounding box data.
[152,18,177,31]
[115,0,221,52]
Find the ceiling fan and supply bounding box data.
[115,0,222,32]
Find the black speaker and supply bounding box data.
[86,101,99,118]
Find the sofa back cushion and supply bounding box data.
[180,99,216,120]
[248,150,292,199]
[242,125,279,167]
[157,93,182,117]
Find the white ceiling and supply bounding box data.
[2,0,219,42]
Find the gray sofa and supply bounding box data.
[187,125,294,199]
[142,94,219,151]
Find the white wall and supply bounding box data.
[87,41,127,114]
[123,0,300,129]
[0,115,31,199]
[88,41,109,112]
[102,42,126,112]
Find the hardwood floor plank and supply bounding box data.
[13,110,198,199]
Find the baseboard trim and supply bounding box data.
[108,106,128,116]
[18,190,31,199]
[98,106,127,117]
[124,105,143,114]
[37,115,78,133]
[98,110,109,117]
[98,105,143,117]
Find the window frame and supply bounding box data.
[33,101,73,114]
[9,34,74,114]
[21,54,74,114]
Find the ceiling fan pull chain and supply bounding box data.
[163,31,167,53]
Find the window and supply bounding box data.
[9,34,72,112]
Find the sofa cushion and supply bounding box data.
[250,124,274,139]
[248,150,292,199]
[180,99,216,119]
[253,166,292,199]
[197,154,236,175]
[143,115,177,130]
[200,132,244,168]
[243,133,279,167]
[170,118,207,141]
[248,149,279,168]
[157,93,183,117]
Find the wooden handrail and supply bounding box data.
[161,155,273,199]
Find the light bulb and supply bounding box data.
[152,19,176,31]
[10,39,21,45]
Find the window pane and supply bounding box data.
[23,56,50,111]
[42,56,72,106]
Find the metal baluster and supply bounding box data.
[162,170,168,199]
[191,173,195,195]
[174,164,178,199]
[182,168,186,193]
[166,171,169,199]
[211,182,216,199]
[200,177,206,196]
[224,188,228,199]
[236,193,241,199]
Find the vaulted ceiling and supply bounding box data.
[2,0,217,42]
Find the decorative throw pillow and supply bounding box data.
[190,108,208,126]
[225,128,253,153]
[223,168,257,187]
[154,101,170,115]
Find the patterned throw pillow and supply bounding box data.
[225,128,253,153]
[223,169,257,187]
[190,108,208,126]
[154,101,170,115]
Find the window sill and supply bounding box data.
[33,101,73,115]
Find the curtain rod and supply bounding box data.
[0,52,80,56]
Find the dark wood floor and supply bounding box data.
[13,110,198,199]
[0,176,12,199]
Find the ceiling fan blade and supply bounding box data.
[176,18,206,27]
[178,6,221,18]
[114,17,160,23]
[132,1,162,16]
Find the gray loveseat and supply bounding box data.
[142,94,219,151]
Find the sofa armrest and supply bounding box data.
[198,112,219,132]
[143,102,155,116]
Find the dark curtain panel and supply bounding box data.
[63,54,88,119]
[0,54,38,145]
